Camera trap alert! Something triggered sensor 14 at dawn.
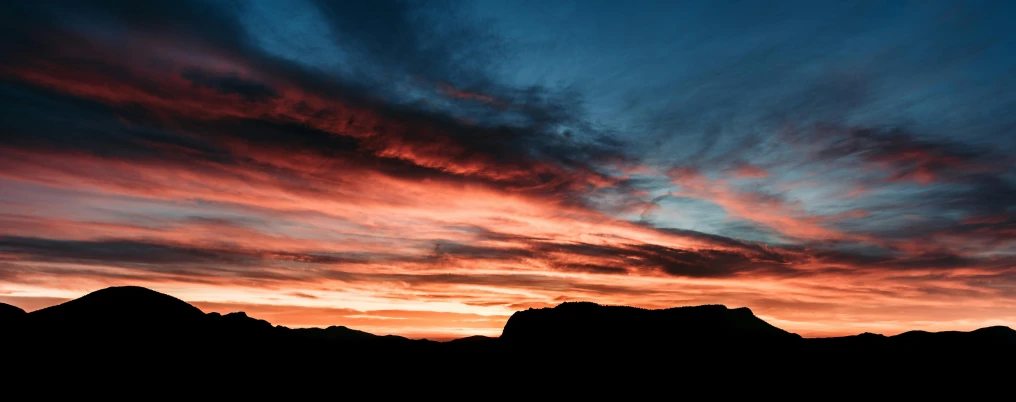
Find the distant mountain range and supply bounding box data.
[3,286,1013,388]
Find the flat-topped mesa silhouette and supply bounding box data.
[500,302,800,352]
[7,285,1014,390]
[5,285,1016,366]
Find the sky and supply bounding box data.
[0,0,1014,340]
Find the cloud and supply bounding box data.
[0,0,1013,339]
[0,236,249,266]
[665,167,855,241]
[180,69,279,101]
[306,0,506,87]
[808,125,1001,185]
[730,164,769,179]
[439,83,505,108]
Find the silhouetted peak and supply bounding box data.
[971,326,1016,336]
[968,326,1016,344]
[289,325,380,341]
[895,330,933,337]
[324,325,359,332]
[885,326,1016,349]
[211,311,275,331]
[448,335,496,344]
[0,302,27,323]
[28,285,205,326]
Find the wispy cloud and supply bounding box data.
[0,0,1013,338]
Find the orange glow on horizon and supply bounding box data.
[1,26,1013,341]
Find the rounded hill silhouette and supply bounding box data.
[29,285,205,327]
[5,284,1015,385]
[0,302,26,324]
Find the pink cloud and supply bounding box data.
[730,164,770,179]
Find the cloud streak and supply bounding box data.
[0,0,1013,338]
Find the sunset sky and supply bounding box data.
[1,0,1014,340]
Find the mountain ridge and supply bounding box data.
[3,285,1013,342]
[3,285,1014,389]
[500,300,801,352]
[0,302,26,324]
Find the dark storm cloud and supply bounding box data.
[809,248,968,271]
[0,230,798,282]
[0,82,231,161]
[432,234,799,278]
[3,228,1004,299]
[0,236,246,266]
[0,236,379,271]
[807,125,1009,185]
[0,0,248,57]
[179,69,279,101]
[801,246,1016,275]
[653,226,787,259]
[785,124,1016,246]
[945,175,1016,220]
[0,0,635,208]
[623,243,796,277]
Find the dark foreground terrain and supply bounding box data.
[2,286,1013,392]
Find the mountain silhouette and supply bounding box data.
[0,302,26,324]
[818,324,1016,355]
[28,285,205,326]
[4,285,1014,388]
[501,302,800,349]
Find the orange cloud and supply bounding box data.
[439,83,505,108]
[1,30,1013,341]
[667,168,856,241]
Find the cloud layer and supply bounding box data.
[0,0,1013,337]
